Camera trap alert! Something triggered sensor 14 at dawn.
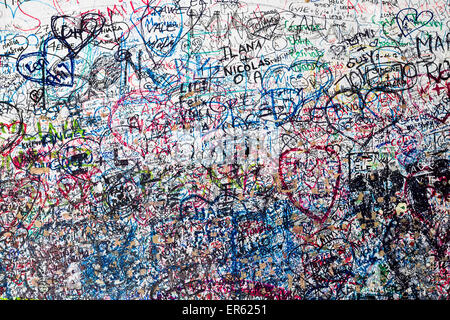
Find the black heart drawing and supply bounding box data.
[324,90,397,147]
[248,12,281,40]
[29,88,44,104]
[396,8,433,37]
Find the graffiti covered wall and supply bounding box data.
[0,0,449,299]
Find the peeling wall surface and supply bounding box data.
[0,0,448,300]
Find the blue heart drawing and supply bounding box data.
[395,8,434,37]
[16,36,74,87]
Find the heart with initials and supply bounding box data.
[395,8,433,37]
[108,90,179,157]
[330,45,345,57]
[323,89,402,147]
[94,22,130,50]
[0,33,29,59]
[0,102,25,157]
[278,145,342,224]
[29,88,44,105]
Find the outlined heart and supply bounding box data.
[0,102,25,157]
[29,88,44,104]
[108,90,178,157]
[330,45,345,57]
[323,89,402,147]
[16,36,74,87]
[51,13,106,57]
[278,145,342,224]
[0,121,25,156]
[0,33,29,59]
[396,8,433,37]
[131,4,183,57]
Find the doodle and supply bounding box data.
[0,0,448,300]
